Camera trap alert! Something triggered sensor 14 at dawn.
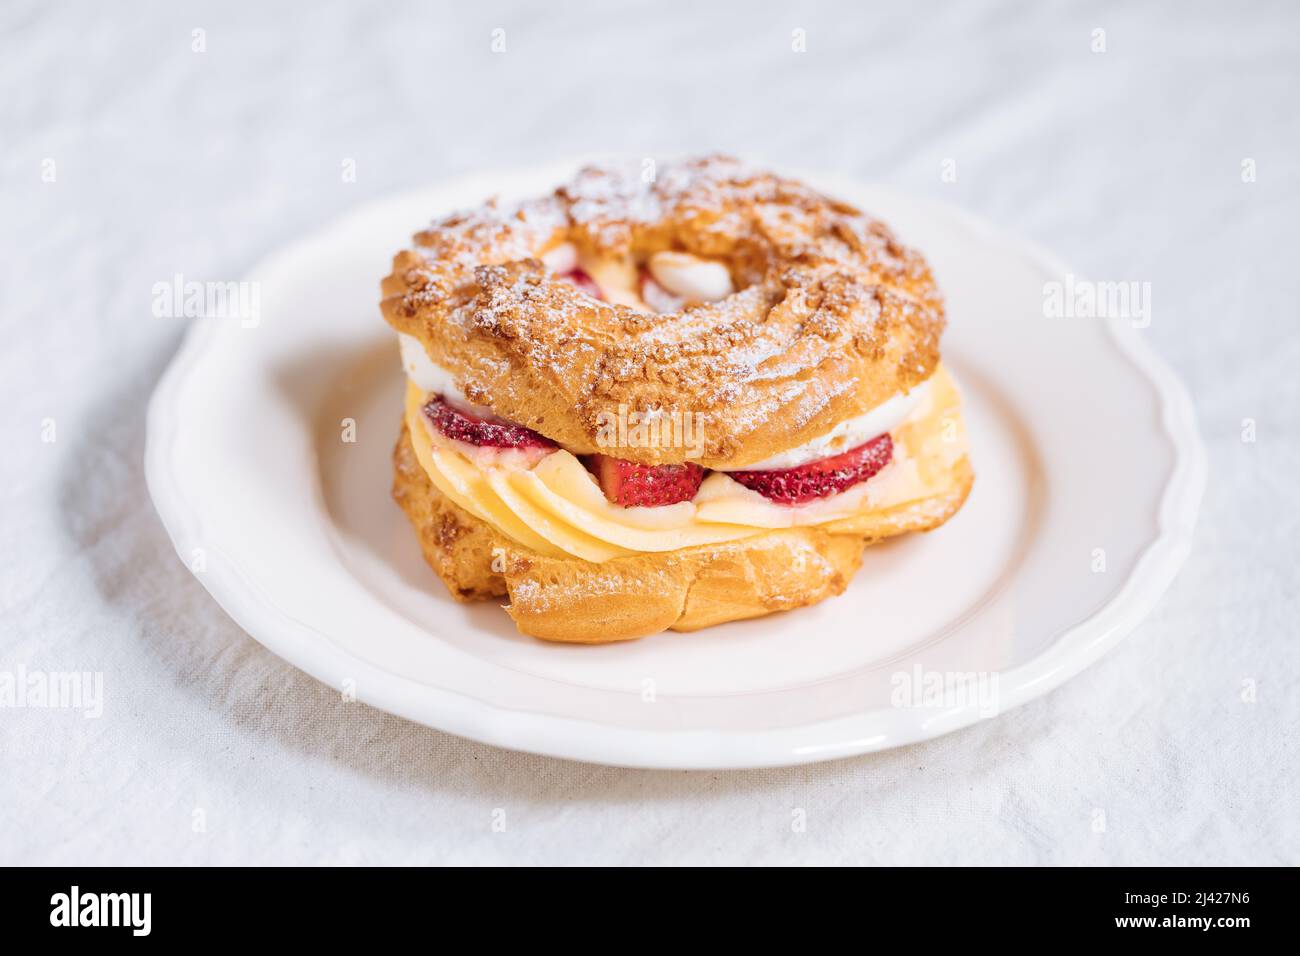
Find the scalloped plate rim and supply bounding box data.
[144,166,1205,769]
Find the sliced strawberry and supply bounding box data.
[730,434,893,504]
[558,268,604,300]
[423,395,556,450]
[591,454,704,507]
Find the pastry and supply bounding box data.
[382,157,972,642]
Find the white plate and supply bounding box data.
[145,163,1204,769]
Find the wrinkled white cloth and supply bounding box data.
[2,0,1297,865]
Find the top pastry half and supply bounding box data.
[381,156,945,471]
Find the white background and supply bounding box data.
[2,0,1297,865]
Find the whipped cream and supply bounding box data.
[540,242,578,274]
[721,380,933,472]
[648,251,733,302]
[399,333,472,406]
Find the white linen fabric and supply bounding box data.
[1,0,1296,865]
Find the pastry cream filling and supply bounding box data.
[403,366,966,562]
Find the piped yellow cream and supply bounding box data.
[402,368,965,562]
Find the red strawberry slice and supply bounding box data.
[423,395,556,450]
[591,455,705,507]
[558,268,604,300]
[730,434,893,504]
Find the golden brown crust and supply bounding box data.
[392,422,506,601]
[392,422,974,643]
[381,157,945,469]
